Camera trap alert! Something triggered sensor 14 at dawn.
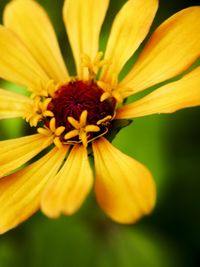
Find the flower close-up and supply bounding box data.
[0,0,200,234]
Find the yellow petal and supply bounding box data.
[41,145,93,218]
[4,0,69,82]
[0,146,67,234]
[116,66,200,119]
[120,7,200,96]
[63,0,109,78]
[100,0,158,83]
[0,134,53,178]
[0,88,33,119]
[0,26,49,91]
[92,138,156,224]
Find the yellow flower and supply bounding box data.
[0,0,200,234]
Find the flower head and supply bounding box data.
[0,0,200,234]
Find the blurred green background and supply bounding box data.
[0,0,200,266]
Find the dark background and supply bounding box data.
[0,0,200,266]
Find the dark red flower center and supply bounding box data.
[47,80,116,142]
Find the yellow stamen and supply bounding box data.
[64,110,100,147]
[55,126,65,136]
[64,130,79,140]
[53,137,63,149]
[68,117,81,129]
[81,51,110,80]
[85,125,100,132]
[29,79,49,98]
[80,110,88,127]
[49,117,56,132]
[37,117,66,149]
[37,128,52,136]
[30,114,42,127]
[98,73,132,103]
[43,110,54,117]
[45,80,58,97]
[100,91,112,102]
[39,98,52,110]
[97,115,112,125]
[30,79,66,100]
[24,96,54,127]
[79,130,88,147]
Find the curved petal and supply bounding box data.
[116,66,200,119]
[0,146,67,234]
[0,26,49,91]
[0,88,33,119]
[100,0,158,83]
[120,7,200,97]
[4,0,69,82]
[0,134,53,178]
[41,144,93,218]
[92,138,156,224]
[63,0,109,78]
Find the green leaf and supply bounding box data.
[105,119,133,142]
